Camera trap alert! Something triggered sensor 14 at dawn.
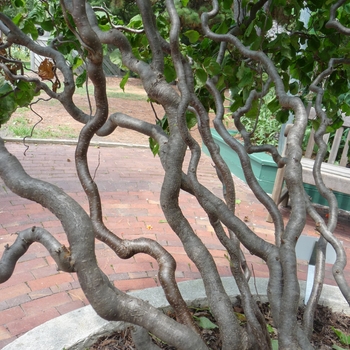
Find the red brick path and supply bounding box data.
[0,142,349,348]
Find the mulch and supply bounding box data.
[89,301,350,350]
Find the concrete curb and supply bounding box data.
[3,278,349,350]
[1,137,148,149]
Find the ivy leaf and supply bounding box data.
[184,30,200,44]
[194,316,218,329]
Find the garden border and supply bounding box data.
[3,277,349,350]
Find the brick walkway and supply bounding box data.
[0,142,349,348]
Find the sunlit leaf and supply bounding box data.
[332,327,350,345]
[194,316,218,329]
[184,30,200,44]
[120,71,130,92]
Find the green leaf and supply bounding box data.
[12,12,23,26]
[332,327,350,345]
[223,0,234,10]
[215,20,228,34]
[184,30,200,44]
[267,324,275,334]
[245,99,259,118]
[203,58,221,76]
[14,0,24,6]
[194,316,218,329]
[186,111,197,130]
[76,70,87,88]
[72,57,84,71]
[237,64,253,88]
[109,49,123,66]
[276,109,289,123]
[129,14,143,28]
[22,20,39,40]
[271,339,279,350]
[0,83,13,96]
[120,71,130,92]
[267,97,280,114]
[181,0,189,6]
[0,93,17,126]
[164,64,176,83]
[289,81,299,95]
[149,137,159,157]
[195,68,207,87]
[40,20,54,32]
[332,345,347,350]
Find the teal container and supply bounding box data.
[303,184,350,212]
[202,129,350,211]
[202,129,277,194]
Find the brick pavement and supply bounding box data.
[0,142,349,348]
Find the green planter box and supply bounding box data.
[202,129,278,194]
[303,184,350,211]
[202,129,350,211]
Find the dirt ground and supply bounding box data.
[1,76,203,146]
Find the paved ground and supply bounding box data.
[0,141,349,348]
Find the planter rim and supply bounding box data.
[210,128,277,167]
[3,277,349,350]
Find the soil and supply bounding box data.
[0,76,206,146]
[89,302,350,350]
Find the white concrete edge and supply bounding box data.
[3,278,349,350]
[1,137,148,149]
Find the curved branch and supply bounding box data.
[202,3,309,348]
[304,195,350,305]
[92,6,144,33]
[0,12,91,126]
[0,226,75,283]
[0,139,208,350]
[136,0,164,72]
[326,0,350,35]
